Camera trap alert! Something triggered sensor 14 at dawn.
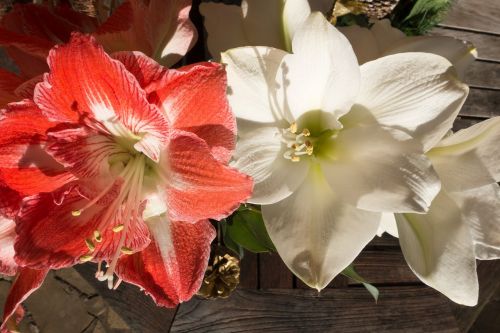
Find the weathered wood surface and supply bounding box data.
[441,0,500,35]
[431,27,500,62]
[450,260,500,332]
[75,264,178,333]
[171,288,460,333]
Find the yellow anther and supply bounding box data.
[71,210,82,217]
[112,224,125,233]
[289,122,298,134]
[291,155,300,162]
[120,246,133,255]
[302,128,311,137]
[85,239,95,252]
[305,141,314,155]
[93,230,102,243]
[80,254,93,262]
[291,143,298,150]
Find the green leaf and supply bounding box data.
[225,208,276,253]
[221,220,244,258]
[341,265,379,302]
[391,0,453,35]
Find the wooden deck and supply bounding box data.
[0,0,498,332]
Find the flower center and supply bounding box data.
[281,122,314,162]
[281,117,340,163]
[72,151,148,289]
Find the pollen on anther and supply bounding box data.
[291,155,300,162]
[120,246,133,255]
[85,239,95,252]
[94,230,102,243]
[80,254,93,262]
[71,210,82,217]
[302,128,311,137]
[112,224,124,233]
[289,122,298,134]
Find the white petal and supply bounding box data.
[451,184,500,260]
[376,213,399,238]
[384,36,477,80]
[232,126,309,205]
[321,121,441,213]
[199,2,247,60]
[282,0,312,51]
[262,165,380,290]
[356,52,469,151]
[396,191,478,306]
[275,12,360,120]
[222,46,289,123]
[241,0,288,51]
[428,117,500,190]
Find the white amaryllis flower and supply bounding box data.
[339,20,477,79]
[200,0,333,58]
[225,12,468,290]
[378,117,500,306]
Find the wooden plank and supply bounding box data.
[74,264,177,333]
[259,252,293,289]
[442,0,500,35]
[431,27,500,62]
[367,234,400,248]
[453,116,483,131]
[465,60,500,89]
[459,88,500,118]
[239,251,259,289]
[451,260,500,332]
[171,287,460,333]
[350,250,419,285]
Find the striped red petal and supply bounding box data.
[116,219,215,307]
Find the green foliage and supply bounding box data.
[222,206,276,255]
[336,13,371,28]
[342,265,380,302]
[391,0,454,35]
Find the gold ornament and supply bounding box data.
[197,250,240,299]
[332,0,400,22]
[70,0,98,17]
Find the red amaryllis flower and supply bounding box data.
[0,0,197,107]
[0,33,252,319]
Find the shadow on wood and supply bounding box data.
[171,288,460,333]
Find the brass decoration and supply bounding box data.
[332,0,400,21]
[197,250,240,299]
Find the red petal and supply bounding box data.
[1,4,94,43]
[157,62,236,163]
[96,0,196,67]
[0,268,47,332]
[116,218,215,307]
[0,215,18,276]
[2,47,49,79]
[166,131,253,221]
[34,33,168,161]
[15,189,150,269]
[14,75,43,100]
[0,28,53,59]
[0,69,23,108]
[114,52,235,163]
[96,1,133,34]
[0,101,75,195]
